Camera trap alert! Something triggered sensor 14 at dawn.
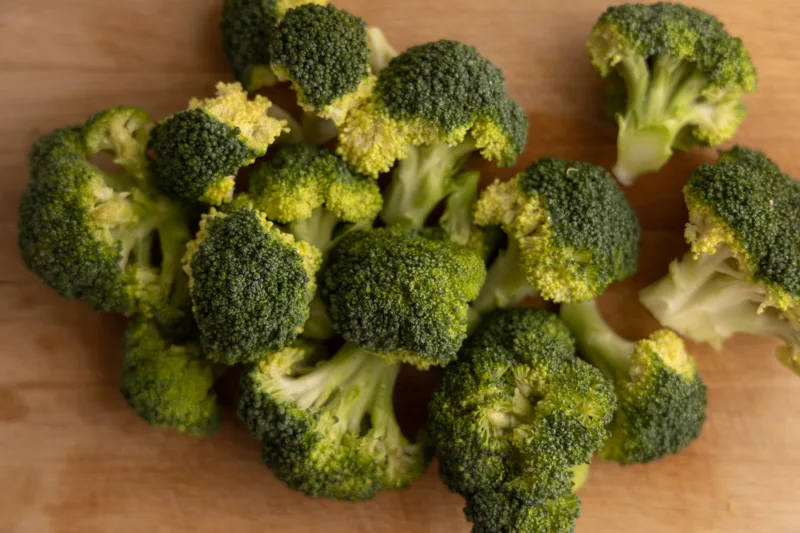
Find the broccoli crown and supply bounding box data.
[590,3,755,91]
[237,341,429,500]
[270,4,373,123]
[474,158,641,303]
[149,82,285,205]
[560,300,707,464]
[337,39,528,177]
[684,147,800,304]
[19,112,190,316]
[321,227,486,369]
[249,142,381,224]
[122,318,220,437]
[184,206,321,365]
[588,3,757,183]
[428,309,615,504]
[221,0,327,90]
[465,490,581,533]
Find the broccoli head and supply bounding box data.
[248,142,382,251]
[472,158,640,315]
[321,227,486,369]
[465,490,582,533]
[640,147,800,376]
[220,0,328,91]
[149,82,286,205]
[237,341,429,500]
[183,205,321,365]
[336,40,527,228]
[561,300,707,464]
[19,109,192,317]
[588,3,757,184]
[122,318,221,437]
[270,4,374,126]
[428,309,615,504]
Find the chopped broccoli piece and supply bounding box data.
[237,340,430,500]
[640,147,800,375]
[428,309,614,531]
[472,158,640,314]
[321,227,486,369]
[336,40,527,228]
[270,4,374,125]
[19,109,192,317]
[220,0,328,91]
[183,206,321,365]
[122,318,221,437]
[588,3,757,184]
[248,142,381,251]
[149,82,286,205]
[561,300,707,463]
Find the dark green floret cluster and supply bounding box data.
[22,1,777,529]
[428,309,615,532]
[588,2,757,184]
[640,147,800,375]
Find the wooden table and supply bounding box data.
[1,1,799,532]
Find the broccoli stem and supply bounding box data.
[470,239,538,320]
[571,463,590,492]
[289,207,341,251]
[366,27,398,73]
[613,56,709,185]
[440,170,481,246]
[286,343,370,410]
[302,294,334,340]
[302,112,338,145]
[268,105,305,146]
[367,361,403,447]
[381,139,477,229]
[640,247,797,350]
[559,300,633,381]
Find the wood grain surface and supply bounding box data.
[1,1,799,532]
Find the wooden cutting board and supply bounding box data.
[1,1,799,532]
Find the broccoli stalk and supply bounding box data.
[288,206,341,251]
[612,55,737,184]
[471,239,536,317]
[381,139,477,228]
[640,247,800,373]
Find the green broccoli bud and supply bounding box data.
[270,4,374,125]
[248,142,381,251]
[148,82,287,205]
[588,3,757,184]
[428,309,615,504]
[321,227,486,369]
[237,340,430,500]
[472,158,640,314]
[561,300,707,464]
[19,110,192,317]
[122,318,221,437]
[220,0,328,91]
[337,40,527,227]
[183,206,321,365]
[640,147,800,375]
[465,490,582,533]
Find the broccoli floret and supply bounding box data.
[428,309,615,504]
[336,40,527,228]
[640,147,800,375]
[19,109,192,317]
[248,143,382,251]
[560,300,707,464]
[183,206,321,365]
[321,227,486,369]
[588,3,757,184]
[465,490,582,533]
[472,158,641,315]
[270,4,374,126]
[148,82,286,205]
[122,318,221,437]
[237,340,430,500]
[220,0,328,91]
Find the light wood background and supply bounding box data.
[1,1,799,532]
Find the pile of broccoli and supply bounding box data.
[19,1,786,531]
